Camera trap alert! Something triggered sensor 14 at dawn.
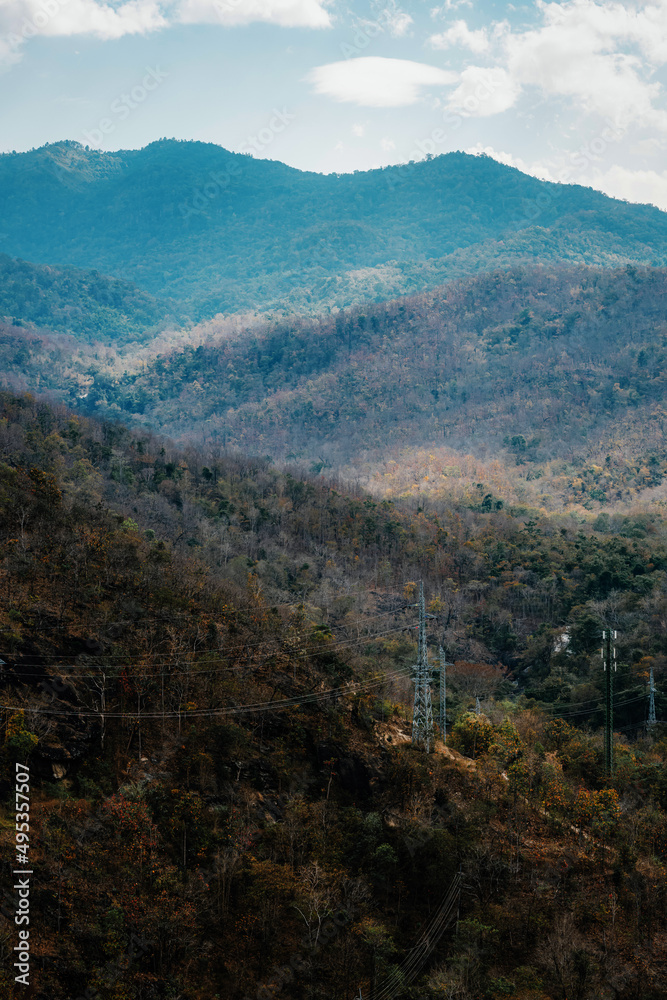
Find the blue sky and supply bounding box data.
[2,0,667,208]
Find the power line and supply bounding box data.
[648,664,657,730]
[546,695,646,720]
[1,666,410,719]
[411,582,434,752]
[602,629,617,776]
[0,622,420,680]
[359,872,462,1000]
[439,645,446,743]
[541,686,644,712]
[0,604,414,662]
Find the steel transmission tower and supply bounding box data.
[439,646,447,743]
[412,582,435,752]
[602,629,617,775]
[648,664,657,731]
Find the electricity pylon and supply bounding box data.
[648,664,657,731]
[439,646,447,743]
[602,629,617,775]
[475,696,481,715]
[411,582,434,752]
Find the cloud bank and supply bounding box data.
[0,0,331,68]
[429,0,667,130]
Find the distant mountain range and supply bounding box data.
[1,139,667,319]
[3,139,667,510]
[3,139,667,1000]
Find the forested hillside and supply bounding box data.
[2,136,667,1000]
[104,263,667,474]
[0,391,666,999]
[4,262,665,511]
[2,141,667,316]
[0,255,186,343]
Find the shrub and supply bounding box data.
[491,718,525,768]
[449,712,495,759]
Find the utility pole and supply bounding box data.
[648,664,657,731]
[412,582,434,752]
[439,645,447,743]
[602,629,617,776]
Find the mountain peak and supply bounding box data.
[0,139,665,318]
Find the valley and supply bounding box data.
[3,259,667,515]
[1,142,667,1000]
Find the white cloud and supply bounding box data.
[463,143,667,213]
[306,57,457,108]
[447,66,520,116]
[589,164,667,211]
[430,19,491,54]
[178,0,331,28]
[465,142,557,180]
[352,4,413,43]
[501,0,667,129]
[352,122,364,136]
[0,34,22,69]
[382,8,412,38]
[465,143,522,168]
[535,0,667,63]
[425,3,667,132]
[0,0,166,48]
[381,136,396,150]
[0,0,330,68]
[430,0,472,15]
